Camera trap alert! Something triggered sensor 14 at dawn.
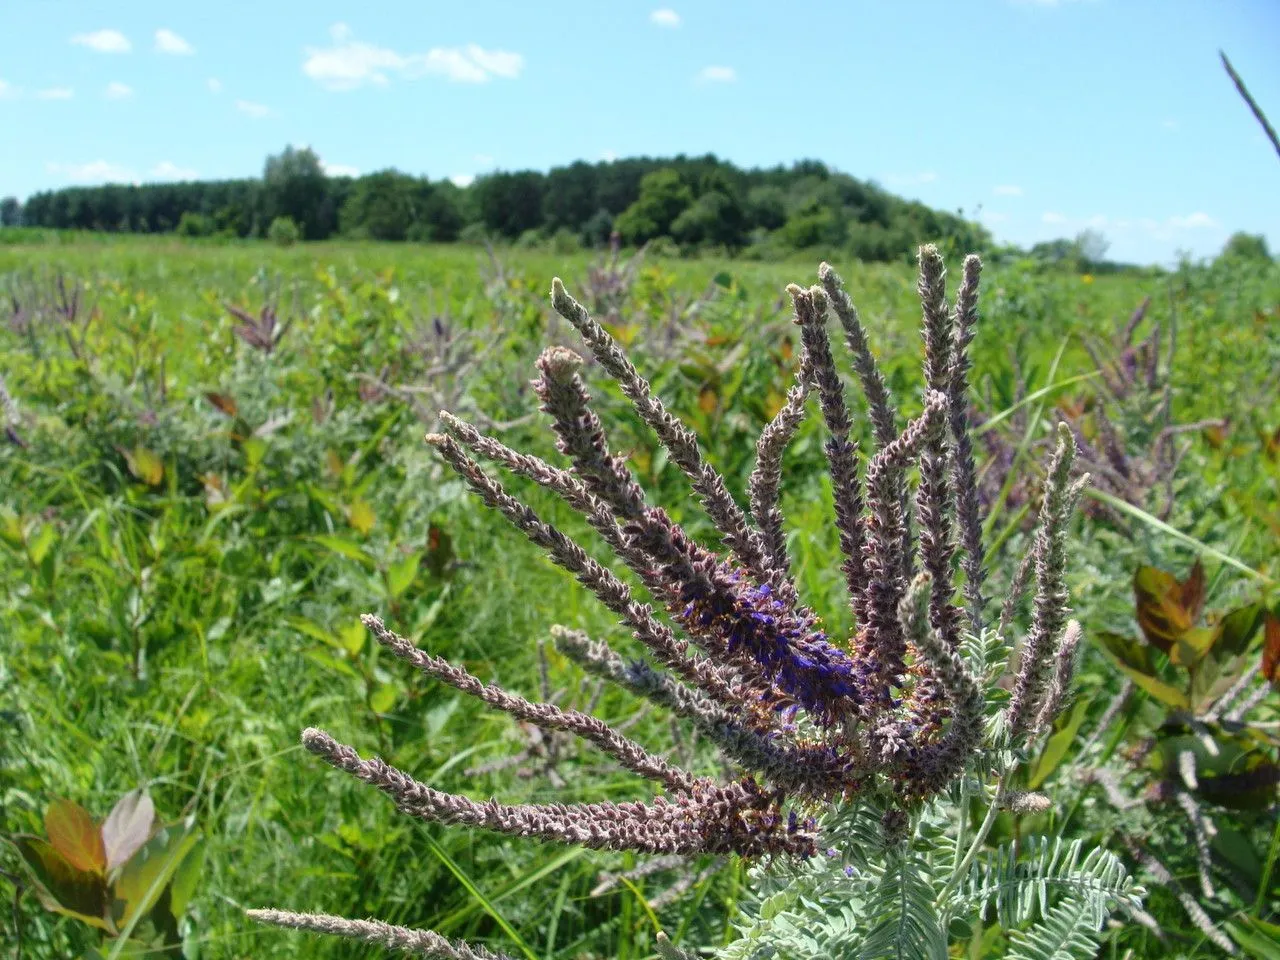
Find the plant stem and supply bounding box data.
[938,770,1011,905]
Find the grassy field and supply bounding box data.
[1,234,1278,959]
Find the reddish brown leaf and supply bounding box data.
[203,392,239,417]
[1263,614,1280,688]
[44,798,106,874]
[1134,563,1204,655]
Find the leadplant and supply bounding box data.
[249,246,1141,957]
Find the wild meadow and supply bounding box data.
[1,232,1278,959]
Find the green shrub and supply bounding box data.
[266,215,301,247]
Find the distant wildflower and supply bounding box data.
[252,247,1087,956]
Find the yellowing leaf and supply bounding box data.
[45,798,106,874]
[698,386,718,414]
[13,836,112,931]
[121,447,164,486]
[763,389,786,420]
[325,449,345,479]
[347,499,376,535]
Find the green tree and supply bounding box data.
[474,171,546,238]
[340,171,433,241]
[614,169,693,244]
[670,190,746,248]
[263,146,329,240]
[0,196,20,227]
[1221,231,1271,261]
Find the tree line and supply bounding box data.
[6,146,996,262]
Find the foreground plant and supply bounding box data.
[249,247,1140,958]
[5,789,203,958]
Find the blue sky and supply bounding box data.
[1,0,1277,264]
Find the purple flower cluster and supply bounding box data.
[255,246,1089,956]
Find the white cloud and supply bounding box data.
[601,149,618,162]
[886,171,939,187]
[450,173,476,188]
[473,153,495,166]
[322,161,360,178]
[150,160,199,180]
[104,81,134,100]
[1168,212,1218,230]
[303,23,524,90]
[235,99,272,118]
[36,86,75,100]
[207,77,222,93]
[47,160,138,183]
[1161,119,1179,131]
[697,65,736,83]
[0,80,19,99]
[71,29,131,54]
[980,211,1009,224]
[1041,211,1067,224]
[650,8,681,27]
[155,29,195,55]
[993,184,1023,196]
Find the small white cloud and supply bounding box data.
[1161,119,1179,131]
[0,80,20,99]
[207,77,222,93]
[36,86,75,100]
[150,160,198,180]
[104,81,134,100]
[322,161,360,178]
[235,99,272,118]
[155,28,194,55]
[47,160,138,183]
[1169,212,1218,230]
[473,153,494,166]
[601,149,618,162]
[650,8,681,27]
[980,211,1009,224]
[303,24,524,90]
[697,65,736,83]
[1041,211,1067,224]
[993,184,1023,196]
[71,29,131,54]
[886,171,939,187]
[450,173,476,188]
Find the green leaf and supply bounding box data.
[1028,696,1092,789]
[370,683,399,714]
[45,798,107,874]
[307,535,376,569]
[28,524,57,566]
[387,552,421,599]
[13,835,112,931]
[122,447,164,486]
[1227,920,1280,960]
[1216,602,1264,661]
[164,836,205,919]
[339,620,366,656]
[112,820,200,930]
[101,789,155,872]
[1134,562,1203,656]
[241,436,268,470]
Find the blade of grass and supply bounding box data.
[972,369,1100,436]
[617,875,662,935]
[421,832,540,960]
[981,337,1069,542]
[1084,488,1272,582]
